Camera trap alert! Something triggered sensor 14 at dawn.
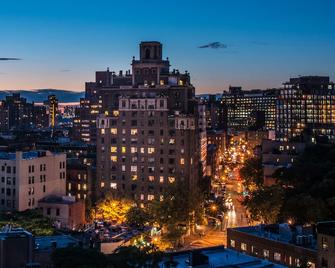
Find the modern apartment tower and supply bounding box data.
[83,42,200,204]
[276,76,335,142]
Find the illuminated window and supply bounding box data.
[140,147,145,154]
[148,194,155,201]
[131,147,137,153]
[131,166,137,172]
[113,110,119,116]
[168,176,175,183]
[111,156,117,162]
[274,252,281,261]
[159,176,164,183]
[111,147,117,153]
[110,182,117,189]
[160,195,164,201]
[83,184,87,190]
[180,158,185,165]
[68,183,71,190]
[101,129,105,135]
[140,194,144,200]
[169,138,175,144]
[131,175,138,181]
[111,128,117,135]
[148,176,155,181]
[230,240,235,248]
[131,129,138,135]
[122,165,126,172]
[78,184,81,190]
[241,243,247,251]
[178,79,183,86]
[121,147,126,153]
[148,147,155,154]
[100,182,105,188]
[122,129,126,134]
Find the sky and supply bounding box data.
[0,0,335,94]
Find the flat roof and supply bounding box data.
[35,235,79,251]
[159,247,285,268]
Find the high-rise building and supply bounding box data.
[276,76,335,142]
[221,87,278,131]
[44,94,58,128]
[0,150,66,211]
[93,41,200,204]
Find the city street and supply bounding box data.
[182,168,248,250]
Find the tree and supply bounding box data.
[125,207,152,228]
[239,157,263,192]
[148,181,205,246]
[51,247,108,268]
[93,198,133,223]
[243,185,284,224]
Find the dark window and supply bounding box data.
[56,208,60,216]
[47,208,51,215]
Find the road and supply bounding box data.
[182,169,248,250]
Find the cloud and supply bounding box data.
[0,58,21,61]
[60,69,71,72]
[198,42,228,49]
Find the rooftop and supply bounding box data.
[159,247,285,268]
[0,150,60,160]
[232,224,317,250]
[35,235,79,251]
[38,195,76,205]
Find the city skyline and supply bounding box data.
[1,0,335,93]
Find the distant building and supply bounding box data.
[0,150,66,211]
[0,227,34,268]
[222,87,278,131]
[38,195,85,229]
[259,139,306,185]
[227,224,317,267]
[277,76,335,143]
[44,94,58,128]
[317,221,335,268]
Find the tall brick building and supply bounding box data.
[79,42,200,204]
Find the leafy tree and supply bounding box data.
[108,246,162,268]
[239,157,263,191]
[148,181,205,246]
[92,198,133,223]
[243,185,284,224]
[125,207,152,228]
[51,247,108,268]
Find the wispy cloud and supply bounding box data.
[198,42,228,49]
[60,69,71,72]
[0,58,21,61]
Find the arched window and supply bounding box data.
[145,48,150,59]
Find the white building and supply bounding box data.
[0,151,66,211]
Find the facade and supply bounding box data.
[317,221,335,268]
[277,76,335,143]
[44,94,58,128]
[260,139,306,185]
[38,195,85,229]
[0,150,66,211]
[227,224,317,267]
[94,41,200,204]
[222,87,278,131]
[0,227,34,268]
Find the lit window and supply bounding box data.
[160,195,164,201]
[121,147,126,153]
[131,147,137,153]
[168,176,175,183]
[180,158,185,165]
[122,129,126,134]
[140,147,145,154]
[148,176,155,181]
[100,182,105,188]
[111,156,117,162]
[274,252,281,261]
[78,184,81,190]
[131,175,138,181]
[131,166,137,172]
[169,138,175,144]
[101,129,105,135]
[263,249,270,258]
[241,243,247,251]
[83,184,87,190]
[111,128,117,135]
[140,194,144,200]
[110,182,117,189]
[230,240,235,248]
[111,147,117,153]
[148,194,154,201]
[159,176,164,183]
[68,183,71,190]
[113,110,119,116]
[131,129,138,135]
[148,147,155,154]
[122,165,126,171]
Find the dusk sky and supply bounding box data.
[0,0,335,94]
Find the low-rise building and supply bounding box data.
[0,150,66,211]
[0,227,34,268]
[227,224,317,267]
[38,195,85,229]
